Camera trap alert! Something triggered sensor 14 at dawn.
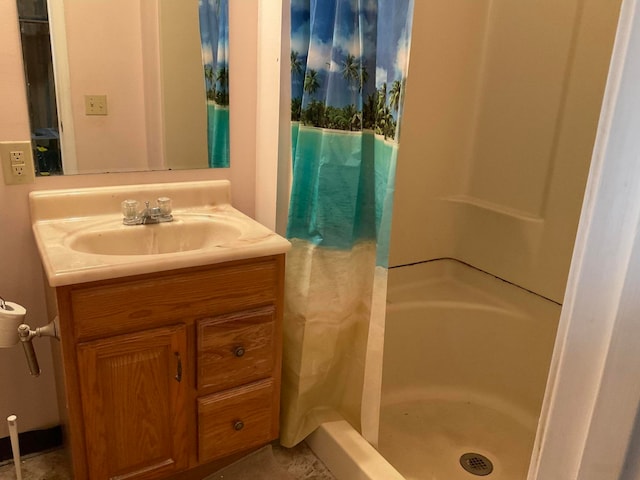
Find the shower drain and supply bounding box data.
[459,453,494,476]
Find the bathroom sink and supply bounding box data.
[29,180,291,286]
[67,216,242,256]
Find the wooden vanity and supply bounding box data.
[50,254,285,479]
[30,181,291,479]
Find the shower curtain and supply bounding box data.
[198,0,230,168]
[281,0,414,447]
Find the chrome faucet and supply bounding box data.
[122,197,173,225]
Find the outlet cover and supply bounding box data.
[1,141,35,185]
[85,95,108,115]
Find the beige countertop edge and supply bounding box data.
[42,240,292,287]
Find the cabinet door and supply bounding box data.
[77,325,188,480]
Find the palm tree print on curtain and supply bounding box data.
[282,0,414,447]
[198,0,230,168]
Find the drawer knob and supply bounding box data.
[233,346,245,357]
[233,420,245,431]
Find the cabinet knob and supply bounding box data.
[233,346,245,357]
[233,420,244,431]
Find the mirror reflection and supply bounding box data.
[16,0,230,176]
[17,0,61,175]
[199,0,230,168]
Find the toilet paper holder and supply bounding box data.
[0,296,60,377]
[17,317,60,377]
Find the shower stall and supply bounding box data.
[376,0,622,478]
[305,1,624,479]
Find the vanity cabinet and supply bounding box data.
[51,255,285,480]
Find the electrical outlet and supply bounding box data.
[10,150,27,176]
[85,95,108,115]
[1,141,35,185]
[12,164,26,176]
[10,151,24,166]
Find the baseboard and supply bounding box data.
[0,425,63,462]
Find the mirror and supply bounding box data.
[16,0,230,175]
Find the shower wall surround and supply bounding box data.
[390,0,621,302]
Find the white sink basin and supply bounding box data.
[67,216,242,256]
[29,180,291,286]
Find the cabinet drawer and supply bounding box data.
[69,258,278,340]
[198,379,275,462]
[197,307,275,391]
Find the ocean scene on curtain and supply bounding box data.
[282,0,414,447]
[198,0,230,168]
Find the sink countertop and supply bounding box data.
[30,180,291,287]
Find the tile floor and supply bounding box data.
[0,442,336,480]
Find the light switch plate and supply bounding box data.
[85,95,108,115]
[1,141,35,185]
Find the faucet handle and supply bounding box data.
[157,197,172,215]
[121,199,139,220]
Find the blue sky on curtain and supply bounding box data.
[282,0,414,446]
[198,0,230,168]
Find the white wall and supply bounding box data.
[0,0,259,438]
[390,0,621,302]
